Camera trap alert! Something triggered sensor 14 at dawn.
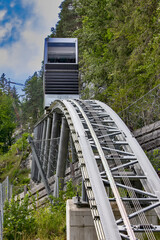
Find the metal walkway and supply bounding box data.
[30,99,160,240]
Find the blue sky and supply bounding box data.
[0,0,62,95]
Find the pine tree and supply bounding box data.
[22,71,43,130]
[51,0,79,37]
[73,0,160,112]
[0,73,8,93]
[0,90,16,153]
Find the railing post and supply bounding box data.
[54,117,70,198]
[0,209,2,240]
[6,176,9,201]
[0,184,3,226]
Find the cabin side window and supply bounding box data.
[47,42,76,63]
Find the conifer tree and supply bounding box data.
[0,90,16,153]
[22,71,43,130]
[52,0,79,38]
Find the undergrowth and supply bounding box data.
[3,180,79,240]
[0,132,31,194]
[146,149,160,172]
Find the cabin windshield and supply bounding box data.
[47,42,76,63]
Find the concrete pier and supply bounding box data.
[66,199,98,240]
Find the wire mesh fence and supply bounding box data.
[118,84,160,153]
[31,137,60,181]
[118,84,160,132]
[0,177,12,240]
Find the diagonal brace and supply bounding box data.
[28,136,52,197]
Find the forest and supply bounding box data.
[54,0,160,113]
[0,72,43,154]
[1,0,160,153]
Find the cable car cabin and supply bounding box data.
[43,38,79,109]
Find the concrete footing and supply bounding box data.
[66,199,98,240]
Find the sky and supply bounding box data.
[0,0,62,95]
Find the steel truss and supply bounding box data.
[31,99,160,240]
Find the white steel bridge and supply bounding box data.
[29,99,160,240]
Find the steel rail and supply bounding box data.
[62,99,121,240]
[70,99,137,240]
[75,99,159,239]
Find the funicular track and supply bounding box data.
[31,99,160,240]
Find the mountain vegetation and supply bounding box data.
[0,70,43,154]
[3,180,78,240]
[21,70,43,131]
[0,74,17,153]
[0,0,159,179]
[53,0,160,113]
[0,0,159,180]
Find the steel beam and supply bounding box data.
[31,125,39,181]
[116,202,160,225]
[28,136,52,197]
[63,100,122,240]
[43,116,52,174]
[71,135,78,163]
[111,160,138,172]
[71,100,136,240]
[54,117,70,198]
[102,178,157,198]
[47,112,60,178]
[38,119,47,182]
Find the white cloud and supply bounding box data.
[0,16,22,43]
[0,9,7,21]
[10,2,16,8]
[0,0,62,84]
[0,23,12,40]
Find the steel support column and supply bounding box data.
[31,125,39,181]
[43,117,52,174]
[28,136,52,197]
[47,112,60,178]
[38,119,47,182]
[54,117,70,198]
[71,136,78,163]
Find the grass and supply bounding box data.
[0,133,31,195]
[3,180,78,240]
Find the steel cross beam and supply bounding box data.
[28,136,52,197]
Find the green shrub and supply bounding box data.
[3,179,79,240]
[34,206,66,240]
[147,149,160,172]
[9,132,30,153]
[3,195,36,240]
